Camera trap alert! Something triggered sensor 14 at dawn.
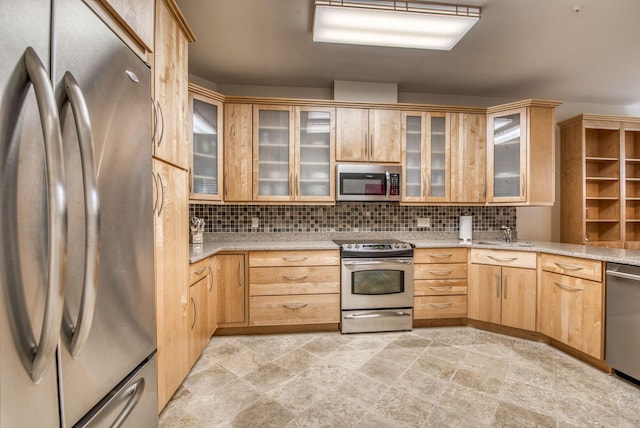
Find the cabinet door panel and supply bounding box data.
[223,103,253,201]
[336,108,368,161]
[217,254,246,325]
[188,276,209,367]
[468,264,501,323]
[369,109,401,163]
[500,267,536,331]
[207,256,217,337]
[189,90,223,201]
[451,113,487,203]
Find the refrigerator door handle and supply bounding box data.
[111,378,146,428]
[59,71,100,359]
[11,47,67,383]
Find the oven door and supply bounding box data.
[341,258,414,310]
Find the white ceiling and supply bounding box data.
[175,0,640,106]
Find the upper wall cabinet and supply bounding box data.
[336,108,401,163]
[252,105,335,202]
[450,113,487,204]
[402,111,450,202]
[153,0,195,170]
[486,100,560,205]
[99,0,154,51]
[223,103,253,202]
[188,84,224,202]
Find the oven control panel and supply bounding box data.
[343,242,412,251]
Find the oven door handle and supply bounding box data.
[343,260,413,266]
[344,311,412,319]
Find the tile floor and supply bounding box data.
[159,327,640,427]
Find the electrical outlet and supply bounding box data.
[417,217,431,228]
[251,217,259,228]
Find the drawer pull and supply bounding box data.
[487,255,517,262]
[429,270,453,276]
[429,254,453,259]
[553,262,584,271]
[429,286,453,291]
[282,274,308,281]
[553,281,584,292]
[429,303,453,309]
[282,303,308,310]
[282,256,308,263]
[193,267,206,275]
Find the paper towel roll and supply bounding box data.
[459,216,472,242]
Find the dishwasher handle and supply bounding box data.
[606,269,640,282]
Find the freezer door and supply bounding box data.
[0,1,63,427]
[53,0,156,426]
[74,353,159,428]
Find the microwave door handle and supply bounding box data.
[385,169,390,199]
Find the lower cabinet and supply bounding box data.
[538,254,604,359]
[413,248,468,319]
[188,275,209,367]
[248,250,340,326]
[468,249,537,331]
[217,253,248,326]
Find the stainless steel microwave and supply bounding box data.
[336,164,402,202]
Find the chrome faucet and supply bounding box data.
[501,225,513,242]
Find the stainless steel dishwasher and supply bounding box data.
[606,262,640,382]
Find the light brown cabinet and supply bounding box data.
[153,159,189,410]
[98,0,154,50]
[188,274,209,367]
[223,103,253,201]
[468,249,537,331]
[450,112,487,203]
[217,253,248,326]
[486,100,560,205]
[402,112,450,202]
[248,250,340,326]
[153,0,194,169]
[538,254,604,359]
[188,84,224,202]
[559,114,640,249]
[336,108,401,163]
[413,248,468,319]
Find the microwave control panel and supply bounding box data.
[389,174,400,196]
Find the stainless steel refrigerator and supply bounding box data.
[1,1,158,426]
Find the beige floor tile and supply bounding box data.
[372,387,433,427]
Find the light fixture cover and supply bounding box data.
[313,0,480,51]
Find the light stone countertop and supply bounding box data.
[190,234,640,266]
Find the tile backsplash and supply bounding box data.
[189,203,516,234]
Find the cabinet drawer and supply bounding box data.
[189,258,212,285]
[249,266,340,296]
[414,295,467,319]
[414,248,468,264]
[249,250,340,267]
[414,263,467,280]
[470,249,536,269]
[414,279,467,296]
[540,254,602,282]
[249,294,340,326]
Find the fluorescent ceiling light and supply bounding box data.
[313,0,480,50]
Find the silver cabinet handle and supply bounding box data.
[111,378,146,428]
[194,267,206,276]
[282,303,308,309]
[553,281,584,292]
[156,101,164,148]
[59,71,100,359]
[429,303,453,309]
[429,286,453,291]
[496,272,500,298]
[151,171,158,214]
[429,254,453,259]
[224,171,229,197]
[282,274,308,281]
[188,169,192,193]
[2,48,67,383]
[344,311,411,319]
[283,256,308,263]
[503,273,507,300]
[488,255,517,262]
[156,172,165,217]
[429,270,453,276]
[238,260,244,288]
[151,98,158,144]
[554,262,584,271]
[191,296,197,329]
[207,266,213,292]
[364,133,368,159]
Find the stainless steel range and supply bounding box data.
[334,239,414,333]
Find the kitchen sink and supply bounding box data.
[475,240,534,247]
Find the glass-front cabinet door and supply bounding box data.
[402,112,449,202]
[487,107,527,202]
[295,107,335,201]
[253,105,295,201]
[188,90,223,201]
